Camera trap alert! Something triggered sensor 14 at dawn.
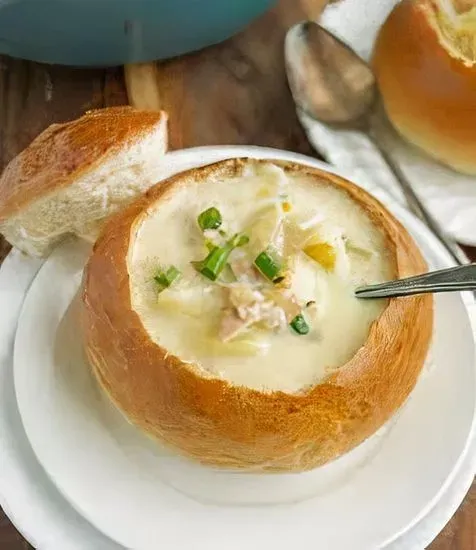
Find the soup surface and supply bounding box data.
[129,163,393,393]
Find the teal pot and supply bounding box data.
[0,0,275,66]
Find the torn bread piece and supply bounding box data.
[0,106,168,256]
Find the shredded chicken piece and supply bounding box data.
[219,285,288,342]
[229,255,257,280]
[264,287,301,323]
[219,309,254,342]
[228,285,264,309]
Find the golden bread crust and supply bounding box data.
[0,106,167,222]
[373,0,476,175]
[82,158,433,472]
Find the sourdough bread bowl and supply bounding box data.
[0,106,168,257]
[82,158,433,473]
[373,0,476,175]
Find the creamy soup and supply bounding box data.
[129,163,394,393]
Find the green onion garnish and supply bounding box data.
[205,240,216,252]
[290,314,310,335]
[221,264,238,283]
[193,233,249,281]
[234,234,250,247]
[254,250,282,282]
[198,207,222,231]
[154,265,181,292]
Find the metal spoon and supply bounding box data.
[284,21,468,266]
[356,264,476,299]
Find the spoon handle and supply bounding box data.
[367,133,469,266]
[355,264,476,299]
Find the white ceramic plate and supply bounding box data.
[1,198,473,550]
[12,148,476,549]
[298,0,476,246]
[0,250,118,550]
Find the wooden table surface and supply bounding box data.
[0,0,474,547]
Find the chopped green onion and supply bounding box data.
[193,233,249,281]
[254,250,282,282]
[154,266,181,293]
[234,234,250,247]
[290,314,310,335]
[198,207,222,231]
[221,264,238,283]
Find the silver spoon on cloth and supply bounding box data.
[284,21,469,266]
[355,264,476,299]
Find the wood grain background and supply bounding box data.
[0,0,474,547]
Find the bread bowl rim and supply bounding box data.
[82,157,433,470]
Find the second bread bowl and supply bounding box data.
[82,158,433,472]
[373,0,476,175]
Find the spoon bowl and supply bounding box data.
[285,21,376,127]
